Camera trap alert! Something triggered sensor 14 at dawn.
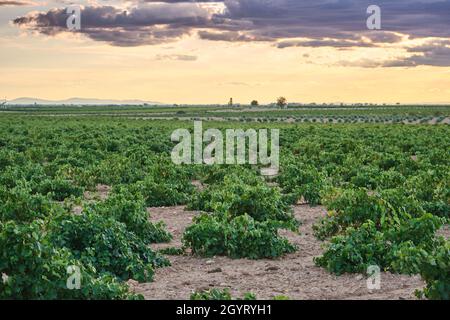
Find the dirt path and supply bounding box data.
[136,205,425,300]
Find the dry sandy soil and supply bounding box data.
[135,205,426,300]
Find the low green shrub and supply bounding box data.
[314,214,444,275]
[313,188,428,240]
[89,187,171,243]
[188,173,296,225]
[0,220,140,300]
[314,221,390,274]
[190,288,257,300]
[392,240,449,300]
[131,175,194,207]
[158,247,185,256]
[0,185,57,222]
[49,212,169,282]
[278,164,328,206]
[183,213,296,259]
[36,178,84,201]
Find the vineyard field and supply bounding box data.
[0,111,449,300]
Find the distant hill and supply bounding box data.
[7,97,163,105]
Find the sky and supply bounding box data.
[1,0,450,104]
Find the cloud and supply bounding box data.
[0,0,33,5]
[276,38,376,49]
[339,40,450,68]
[11,0,450,66]
[384,41,450,67]
[13,3,211,46]
[363,32,403,44]
[198,30,270,42]
[155,54,197,61]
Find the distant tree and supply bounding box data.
[250,100,259,106]
[276,97,287,108]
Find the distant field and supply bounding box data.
[2,104,450,116]
[3,104,448,125]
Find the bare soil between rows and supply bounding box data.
[135,205,425,300]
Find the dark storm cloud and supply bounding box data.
[12,0,450,66]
